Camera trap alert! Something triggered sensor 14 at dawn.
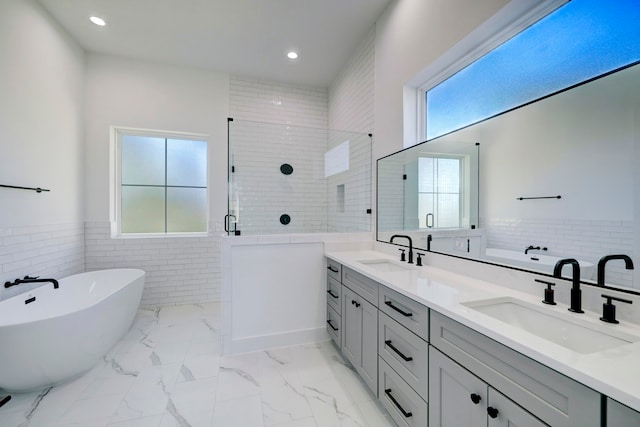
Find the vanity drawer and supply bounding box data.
[379,312,428,401]
[326,276,341,312]
[326,258,342,282]
[326,305,341,349]
[379,357,428,427]
[379,286,429,338]
[342,267,378,305]
[430,310,601,427]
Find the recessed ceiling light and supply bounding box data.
[90,16,106,27]
[287,51,298,60]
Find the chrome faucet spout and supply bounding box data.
[597,254,634,287]
[390,234,414,264]
[553,258,582,313]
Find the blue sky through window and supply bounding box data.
[426,0,640,140]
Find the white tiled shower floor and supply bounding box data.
[0,303,394,427]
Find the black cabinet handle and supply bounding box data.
[385,300,413,317]
[487,407,499,418]
[384,389,413,418]
[385,340,413,362]
[327,290,339,299]
[470,393,481,404]
[354,301,361,308]
[327,320,339,331]
[327,266,339,273]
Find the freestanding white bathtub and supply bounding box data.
[0,269,144,392]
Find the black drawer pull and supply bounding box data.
[470,393,481,404]
[385,389,413,418]
[487,407,499,419]
[385,340,413,361]
[327,266,339,273]
[327,289,339,299]
[385,300,413,317]
[327,320,339,331]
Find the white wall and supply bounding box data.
[83,54,229,305]
[0,0,85,295]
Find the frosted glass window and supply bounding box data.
[426,0,640,140]
[117,130,208,235]
[121,187,165,233]
[167,188,207,232]
[418,157,461,228]
[121,136,165,185]
[167,139,207,187]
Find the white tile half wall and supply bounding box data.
[85,222,220,306]
[0,223,85,300]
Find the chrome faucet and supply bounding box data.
[4,275,59,289]
[553,258,583,313]
[390,234,414,264]
[597,254,634,287]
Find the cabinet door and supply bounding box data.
[429,346,486,427]
[342,286,362,367]
[489,388,549,427]
[608,398,640,427]
[360,297,378,395]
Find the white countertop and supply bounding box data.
[325,249,640,412]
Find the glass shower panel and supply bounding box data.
[227,119,372,235]
[166,139,207,187]
[121,135,165,185]
[167,187,207,232]
[121,186,165,233]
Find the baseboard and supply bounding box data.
[225,327,329,355]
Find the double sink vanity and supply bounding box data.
[325,248,640,426]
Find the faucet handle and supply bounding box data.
[24,275,39,280]
[600,294,633,324]
[416,253,425,266]
[398,249,406,262]
[535,279,556,305]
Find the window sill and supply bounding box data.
[111,232,209,239]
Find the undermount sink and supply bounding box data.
[463,297,640,354]
[358,259,413,273]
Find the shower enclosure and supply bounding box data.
[226,119,372,235]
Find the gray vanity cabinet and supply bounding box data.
[607,398,640,426]
[429,347,548,427]
[430,310,601,427]
[342,284,378,395]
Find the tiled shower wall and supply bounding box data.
[0,223,85,300]
[328,28,375,233]
[228,120,329,234]
[483,217,634,286]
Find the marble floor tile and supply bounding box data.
[0,302,394,427]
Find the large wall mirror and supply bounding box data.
[378,61,640,293]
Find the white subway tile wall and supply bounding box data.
[85,221,220,306]
[483,217,634,286]
[0,223,85,300]
[229,120,329,234]
[230,76,328,128]
[229,75,372,235]
[328,28,375,134]
[328,28,375,233]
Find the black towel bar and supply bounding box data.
[0,184,50,193]
[517,195,561,200]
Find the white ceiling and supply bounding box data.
[37,0,392,87]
